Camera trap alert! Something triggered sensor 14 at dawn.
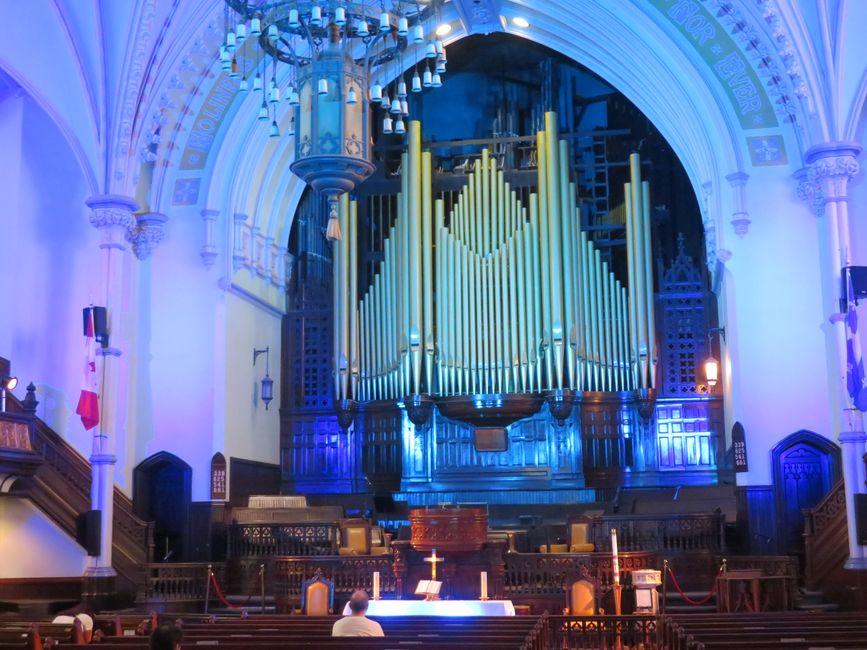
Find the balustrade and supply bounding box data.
[136,563,225,604]
[228,523,339,559]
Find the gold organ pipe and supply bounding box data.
[509,235,520,392]
[624,182,639,388]
[620,287,635,390]
[642,180,656,389]
[559,142,576,389]
[435,201,445,395]
[614,279,626,391]
[408,122,422,396]
[473,159,482,253]
[531,217,543,391]
[586,236,599,389]
[333,201,343,400]
[593,247,604,390]
[572,196,585,390]
[629,153,647,388]
[535,139,552,390]
[340,193,351,400]
[601,258,613,390]
[349,199,358,399]
[462,241,472,395]
[516,227,528,392]
[422,151,434,394]
[491,253,500,392]
[544,113,564,390]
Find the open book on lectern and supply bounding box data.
[415,580,442,597]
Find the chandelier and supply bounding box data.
[222,1,448,239]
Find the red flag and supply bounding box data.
[76,308,100,430]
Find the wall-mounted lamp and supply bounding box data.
[253,347,274,410]
[1,375,18,412]
[704,327,726,390]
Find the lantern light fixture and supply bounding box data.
[253,347,275,410]
[704,327,726,391]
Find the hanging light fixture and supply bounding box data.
[703,327,726,391]
[224,0,447,241]
[253,347,275,410]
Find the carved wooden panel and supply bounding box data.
[656,401,716,470]
[657,234,711,396]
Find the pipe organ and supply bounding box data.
[332,112,656,411]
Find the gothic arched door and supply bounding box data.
[772,431,841,556]
[133,452,192,562]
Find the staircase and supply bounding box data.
[5,395,153,601]
[803,480,854,607]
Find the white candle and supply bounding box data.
[610,528,620,586]
[373,571,380,600]
[480,571,488,600]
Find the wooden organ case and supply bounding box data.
[281,111,724,499]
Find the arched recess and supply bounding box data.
[772,431,841,556]
[133,451,192,562]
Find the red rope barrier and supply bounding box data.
[208,571,261,610]
[665,565,723,606]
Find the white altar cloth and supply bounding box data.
[341,599,515,617]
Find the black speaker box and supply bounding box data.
[82,306,109,348]
[856,494,867,546]
[76,510,102,556]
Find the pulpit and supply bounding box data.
[393,507,505,600]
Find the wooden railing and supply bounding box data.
[228,523,339,558]
[804,480,848,592]
[588,512,724,553]
[136,563,225,604]
[6,395,153,598]
[273,555,396,613]
[547,615,660,650]
[503,550,655,613]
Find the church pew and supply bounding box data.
[62,632,526,650]
[663,613,867,650]
[0,623,83,650]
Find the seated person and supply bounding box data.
[52,613,94,643]
[331,590,384,637]
[150,624,183,650]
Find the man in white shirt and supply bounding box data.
[332,590,384,637]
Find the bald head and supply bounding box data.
[348,590,370,615]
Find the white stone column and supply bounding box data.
[84,194,138,580]
[806,142,865,568]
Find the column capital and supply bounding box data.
[806,142,861,203]
[86,195,138,250]
[86,195,139,230]
[129,212,168,260]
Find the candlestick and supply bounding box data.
[610,528,620,586]
[372,571,380,600]
[480,571,488,600]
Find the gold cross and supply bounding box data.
[424,548,444,581]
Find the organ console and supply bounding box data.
[331,111,656,424]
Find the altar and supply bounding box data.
[342,599,515,617]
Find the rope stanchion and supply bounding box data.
[208,569,263,611]
[665,562,725,607]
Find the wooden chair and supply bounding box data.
[338,518,371,556]
[567,514,595,553]
[301,570,334,615]
[567,579,597,615]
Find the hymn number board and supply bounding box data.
[211,452,227,500]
